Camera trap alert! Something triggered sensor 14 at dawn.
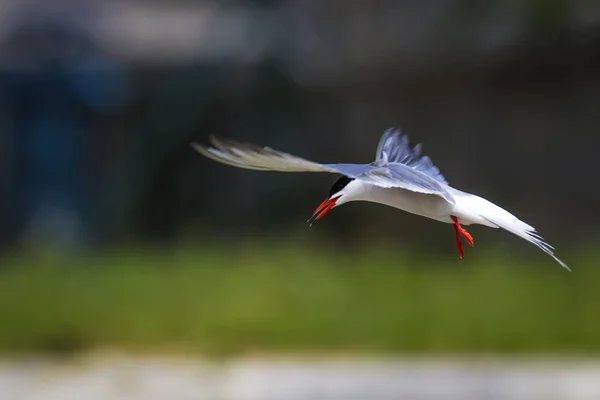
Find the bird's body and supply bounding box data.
[192,128,569,270]
[339,180,455,223]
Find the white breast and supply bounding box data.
[339,180,455,223]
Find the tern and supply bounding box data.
[191,128,569,270]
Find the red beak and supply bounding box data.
[307,195,341,226]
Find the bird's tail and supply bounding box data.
[479,209,570,271]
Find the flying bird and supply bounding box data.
[191,128,569,270]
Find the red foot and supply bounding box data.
[451,216,474,259]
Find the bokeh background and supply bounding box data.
[0,0,600,399]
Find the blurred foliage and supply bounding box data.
[0,243,597,357]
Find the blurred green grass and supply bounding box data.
[0,243,598,357]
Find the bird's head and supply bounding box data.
[308,175,356,226]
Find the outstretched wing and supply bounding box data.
[375,128,448,185]
[192,134,454,203]
[191,135,337,173]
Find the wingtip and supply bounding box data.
[190,134,222,153]
[190,141,208,154]
[190,141,221,161]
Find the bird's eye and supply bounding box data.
[329,176,352,197]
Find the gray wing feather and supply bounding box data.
[375,128,448,185]
[330,163,455,204]
[192,134,454,203]
[191,135,337,173]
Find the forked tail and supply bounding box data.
[480,213,570,271]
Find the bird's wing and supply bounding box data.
[191,135,338,173]
[192,135,455,203]
[335,163,455,204]
[375,128,448,185]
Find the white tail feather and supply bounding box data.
[480,214,570,271]
[452,191,570,270]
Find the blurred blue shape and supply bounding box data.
[1,6,131,250]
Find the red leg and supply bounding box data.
[451,216,474,259]
[452,220,465,259]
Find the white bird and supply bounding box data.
[191,128,569,270]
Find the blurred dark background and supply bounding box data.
[2,3,600,398]
[0,0,598,252]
